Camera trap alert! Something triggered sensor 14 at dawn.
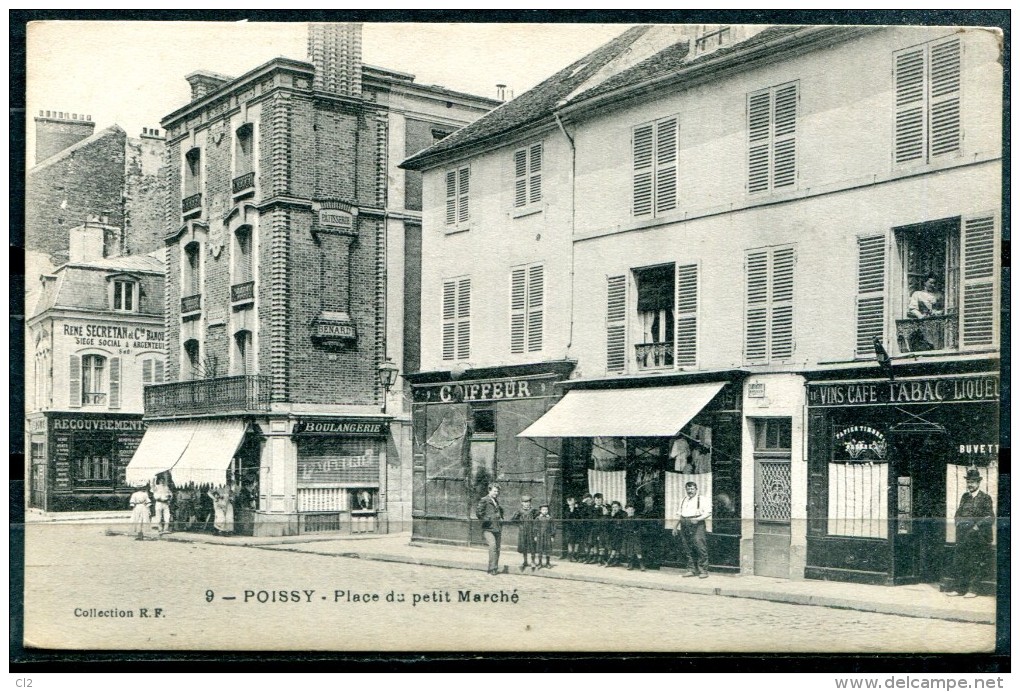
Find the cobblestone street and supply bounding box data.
[22,524,995,653]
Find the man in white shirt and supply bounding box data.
[672,481,712,578]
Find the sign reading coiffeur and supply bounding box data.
[412,374,558,403]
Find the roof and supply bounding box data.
[31,254,164,319]
[401,24,840,171]
[401,25,652,169]
[29,124,126,172]
[63,254,164,274]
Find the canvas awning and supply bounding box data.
[124,422,194,486]
[169,419,248,486]
[517,382,726,438]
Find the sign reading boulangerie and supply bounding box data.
[808,375,999,407]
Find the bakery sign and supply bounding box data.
[833,425,888,462]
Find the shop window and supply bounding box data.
[893,37,961,166]
[112,279,137,312]
[441,277,470,361]
[72,434,116,488]
[445,165,469,228]
[635,264,674,370]
[351,488,378,512]
[632,115,677,217]
[893,214,996,353]
[513,142,542,209]
[827,423,889,539]
[748,82,798,194]
[469,406,496,501]
[510,263,543,354]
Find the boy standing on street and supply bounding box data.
[510,495,539,571]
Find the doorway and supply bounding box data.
[753,419,792,578]
[892,432,948,583]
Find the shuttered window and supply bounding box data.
[855,235,887,356]
[960,213,997,347]
[748,82,798,194]
[632,116,678,218]
[142,358,166,386]
[445,166,470,226]
[513,143,543,208]
[675,264,699,367]
[442,277,471,361]
[510,263,544,354]
[606,275,627,372]
[745,246,796,364]
[108,357,121,409]
[69,354,82,408]
[894,37,961,165]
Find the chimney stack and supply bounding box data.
[68,220,110,263]
[496,84,507,101]
[307,23,363,97]
[185,71,233,102]
[34,110,96,162]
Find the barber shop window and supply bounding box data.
[635,264,674,370]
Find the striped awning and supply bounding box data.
[124,422,194,486]
[169,419,247,486]
[518,382,725,438]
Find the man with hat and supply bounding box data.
[475,484,505,575]
[510,495,539,571]
[946,468,995,598]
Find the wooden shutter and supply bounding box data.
[142,359,153,386]
[745,250,769,362]
[675,264,698,367]
[894,47,926,164]
[770,247,795,359]
[929,38,961,158]
[655,117,678,214]
[513,149,528,208]
[457,167,470,224]
[108,357,121,409]
[747,90,771,192]
[155,359,165,384]
[527,264,544,352]
[772,83,797,189]
[243,333,255,375]
[69,354,82,408]
[855,235,887,356]
[529,143,542,204]
[442,279,456,360]
[960,213,996,347]
[606,275,627,372]
[456,277,471,360]
[445,170,457,225]
[510,267,526,354]
[632,124,654,216]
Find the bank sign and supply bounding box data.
[62,321,165,352]
[808,375,999,407]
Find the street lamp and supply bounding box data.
[378,358,399,414]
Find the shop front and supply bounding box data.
[519,373,744,571]
[805,371,999,589]
[28,412,146,512]
[408,362,575,547]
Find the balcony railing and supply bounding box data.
[896,314,959,353]
[144,375,271,417]
[82,392,107,406]
[181,294,202,315]
[232,171,255,195]
[635,341,674,370]
[182,193,203,214]
[231,281,255,303]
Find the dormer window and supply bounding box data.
[110,277,139,312]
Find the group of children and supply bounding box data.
[510,492,657,572]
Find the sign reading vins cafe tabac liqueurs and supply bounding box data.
[808,375,999,407]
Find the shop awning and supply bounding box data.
[124,422,195,486]
[169,419,248,486]
[518,382,726,438]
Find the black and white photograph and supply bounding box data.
[14,13,1006,669]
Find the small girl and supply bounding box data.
[535,503,556,569]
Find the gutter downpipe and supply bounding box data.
[553,106,576,359]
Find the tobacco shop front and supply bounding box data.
[407,362,575,547]
[805,370,1000,588]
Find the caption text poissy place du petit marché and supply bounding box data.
[206,589,521,607]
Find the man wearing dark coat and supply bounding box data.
[476,484,505,575]
[946,468,995,598]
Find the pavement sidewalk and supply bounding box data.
[113,527,995,625]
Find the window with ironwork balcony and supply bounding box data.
[634,264,675,370]
[233,123,255,198]
[183,147,202,217]
[182,241,202,316]
[894,218,960,353]
[231,225,254,306]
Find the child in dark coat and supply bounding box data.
[510,495,539,571]
[535,503,556,569]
